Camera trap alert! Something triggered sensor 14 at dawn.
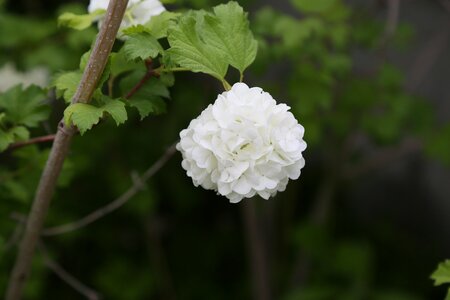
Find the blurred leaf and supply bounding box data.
[431,260,450,286]
[58,10,104,30]
[291,0,337,13]
[0,85,49,127]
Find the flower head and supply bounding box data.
[177,83,307,203]
[88,0,166,37]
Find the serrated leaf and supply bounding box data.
[431,260,450,286]
[64,103,103,135]
[167,13,228,80]
[145,11,180,39]
[123,32,163,61]
[102,100,128,125]
[0,85,49,127]
[58,10,104,30]
[111,49,141,76]
[129,97,167,120]
[202,1,257,75]
[291,0,337,13]
[53,71,82,103]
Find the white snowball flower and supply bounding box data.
[0,63,49,92]
[88,0,166,37]
[177,83,307,203]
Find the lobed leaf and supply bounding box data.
[53,71,82,103]
[123,32,163,61]
[167,12,228,80]
[0,85,49,127]
[202,1,258,76]
[64,99,128,135]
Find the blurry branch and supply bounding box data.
[406,20,450,91]
[7,134,56,151]
[7,215,101,299]
[42,143,177,236]
[342,138,422,180]
[38,241,101,300]
[438,0,450,13]
[4,216,25,252]
[380,0,401,47]
[241,200,271,300]
[5,2,129,299]
[145,217,177,300]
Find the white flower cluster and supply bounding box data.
[0,63,49,92]
[88,0,165,37]
[177,83,307,203]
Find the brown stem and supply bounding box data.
[5,1,128,299]
[241,200,271,300]
[124,60,154,99]
[8,134,56,151]
[42,143,177,236]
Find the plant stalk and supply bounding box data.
[5,1,128,299]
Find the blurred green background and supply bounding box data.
[1,0,449,299]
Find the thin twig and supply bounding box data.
[7,134,56,151]
[4,221,25,252]
[125,60,155,99]
[5,1,128,299]
[42,143,177,236]
[38,241,101,300]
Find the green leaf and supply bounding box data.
[123,32,163,61]
[129,97,167,120]
[291,0,337,13]
[431,260,450,286]
[0,85,49,127]
[202,1,257,75]
[10,126,30,141]
[167,12,228,80]
[58,10,104,30]
[120,71,170,99]
[64,103,103,135]
[110,49,141,76]
[144,11,180,39]
[0,129,14,151]
[0,126,29,151]
[53,71,82,103]
[102,99,128,125]
[64,99,128,134]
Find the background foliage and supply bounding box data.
[0,0,449,299]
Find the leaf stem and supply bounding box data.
[7,134,56,151]
[153,66,190,74]
[5,1,129,299]
[124,59,154,99]
[222,79,232,91]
